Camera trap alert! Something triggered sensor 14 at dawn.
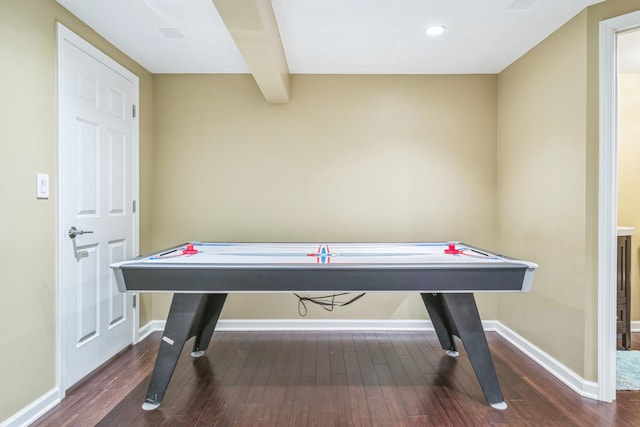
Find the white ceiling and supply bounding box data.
[57,0,604,75]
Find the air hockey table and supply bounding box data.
[111,241,537,411]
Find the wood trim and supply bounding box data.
[0,388,59,427]
[598,10,640,403]
[598,15,618,404]
[494,322,598,399]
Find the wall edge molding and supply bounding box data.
[0,388,60,427]
[493,322,599,399]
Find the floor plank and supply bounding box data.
[32,331,640,427]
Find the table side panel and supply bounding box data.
[119,265,529,293]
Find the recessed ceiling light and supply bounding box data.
[426,25,446,37]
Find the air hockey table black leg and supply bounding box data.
[421,292,507,410]
[421,293,460,357]
[142,293,207,411]
[190,293,227,358]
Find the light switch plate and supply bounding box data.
[36,173,49,199]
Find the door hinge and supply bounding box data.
[133,200,136,213]
[133,294,137,308]
[132,104,137,118]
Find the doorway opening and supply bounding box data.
[598,10,640,402]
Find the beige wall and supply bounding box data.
[618,73,640,320]
[497,11,589,377]
[151,74,500,320]
[496,0,640,382]
[0,0,153,422]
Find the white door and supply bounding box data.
[58,25,138,389]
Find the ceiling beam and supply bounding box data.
[213,0,290,103]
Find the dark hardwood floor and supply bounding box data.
[33,331,640,426]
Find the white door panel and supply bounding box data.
[59,26,138,389]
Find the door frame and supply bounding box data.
[598,10,640,403]
[55,23,140,397]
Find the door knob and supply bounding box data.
[68,226,94,239]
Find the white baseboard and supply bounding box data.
[138,318,597,400]
[631,320,640,332]
[493,322,599,400]
[141,318,499,332]
[0,388,59,427]
[138,320,164,341]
